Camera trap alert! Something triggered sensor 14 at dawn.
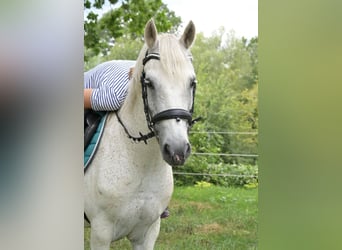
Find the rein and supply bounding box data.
[117,51,201,144]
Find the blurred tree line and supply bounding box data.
[84,0,258,187]
[183,31,258,186]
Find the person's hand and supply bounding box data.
[84,88,92,109]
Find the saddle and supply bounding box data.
[84,110,107,169]
[84,109,102,149]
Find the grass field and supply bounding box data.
[84,185,258,249]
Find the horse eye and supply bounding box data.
[144,79,154,89]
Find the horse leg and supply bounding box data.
[130,218,161,250]
[90,217,114,250]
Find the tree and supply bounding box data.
[84,0,181,61]
[189,31,258,162]
[174,31,258,186]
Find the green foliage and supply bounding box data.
[175,31,258,186]
[175,163,258,188]
[84,36,143,71]
[103,36,143,60]
[193,31,258,157]
[84,0,181,61]
[194,181,212,188]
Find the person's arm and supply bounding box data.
[84,88,92,109]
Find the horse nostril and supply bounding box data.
[164,143,171,156]
[162,142,191,166]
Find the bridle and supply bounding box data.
[116,51,201,144]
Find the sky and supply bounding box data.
[163,0,258,38]
[86,0,258,39]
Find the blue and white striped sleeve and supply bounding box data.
[84,60,135,111]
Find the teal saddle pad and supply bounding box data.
[84,112,108,170]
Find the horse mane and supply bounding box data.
[124,33,193,108]
[158,34,193,78]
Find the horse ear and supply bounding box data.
[144,19,158,49]
[180,21,196,49]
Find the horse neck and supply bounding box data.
[117,77,164,167]
[118,77,150,138]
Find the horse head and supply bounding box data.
[141,19,197,166]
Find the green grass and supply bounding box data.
[84,185,258,249]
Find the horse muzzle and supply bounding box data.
[152,109,193,166]
[162,141,191,166]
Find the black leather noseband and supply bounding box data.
[151,109,193,125]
